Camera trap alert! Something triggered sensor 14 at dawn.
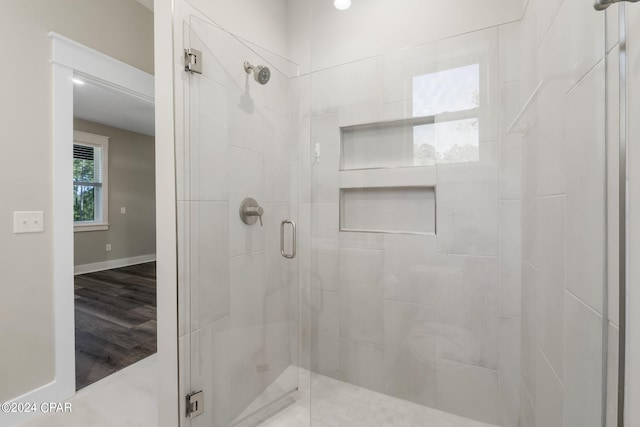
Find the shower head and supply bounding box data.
[243,61,271,85]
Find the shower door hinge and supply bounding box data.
[184,48,202,74]
[186,390,204,418]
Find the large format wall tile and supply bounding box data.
[437,255,499,370]
[383,234,438,305]
[564,293,603,427]
[189,75,230,202]
[565,61,606,313]
[383,301,438,407]
[437,359,499,424]
[535,349,564,427]
[230,252,267,362]
[191,317,232,427]
[536,195,566,381]
[190,201,230,331]
[339,248,385,345]
[340,338,385,393]
[500,200,522,317]
[499,315,522,427]
[229,147,265,257]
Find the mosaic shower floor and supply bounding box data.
[235,366,499,427]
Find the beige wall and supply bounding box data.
[0,0,153,403]
[73,119,155,267]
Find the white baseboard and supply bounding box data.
[74,254,156,275]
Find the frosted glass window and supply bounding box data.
[412,63,480,165]
[413,118,480,165]
[412,64,480,116]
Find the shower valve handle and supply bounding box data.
[239,198,264,226]
[246,206,264,226]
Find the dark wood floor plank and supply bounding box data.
[74,262,157,390]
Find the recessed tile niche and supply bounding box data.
[340,187,436,234]
[339,119,437,235]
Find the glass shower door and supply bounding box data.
[184,15,300,426]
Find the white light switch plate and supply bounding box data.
[14,211,45,234]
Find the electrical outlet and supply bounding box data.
[13,211,45,234]
[106,244,112,252]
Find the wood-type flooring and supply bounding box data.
[74,262,157,390]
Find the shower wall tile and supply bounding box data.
[563,293,604,427]
[336,102,383,129]
[522,261,538,407]
[298,117,311,204]
[311,332,340,380]
[311,203,339,241]
[521,382,537,427]
[536,195,566,381]
[339,338,385,393]
[229,102,270,154]
[265,202,292,296]
[522,128,540,267]
[310,114,340,204]
[565,61,606,313]
[229,147,266,257]
[382,234,438,305]
[436,255,499,370]
[383,301,438,407]
[310,57,384,117]
[230,251,267,362]
[436,143,499,256]
[500,133,523,200]
[383,42,437,105]
[498,316,521,427]
[559,0,605,89]
[264,114,293,203]
[265,287,292,377]
[520,0,539,98]
[339,248,385,345]
[230,348,272,421]
[339,231,384,250]
[535,0,564,46]
[311,289,340,342]
[309,288,340,379]
[311,202,339,292]
[499,200,522,317]
[534,83,567,196]
[190,201,230,331]
[436,359,498,424]
[190,316,232,427]
[189,75,230,202]
[500,82,521,135]
[535,350,564,427]
[499,22,522,84]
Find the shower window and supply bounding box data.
[412,63,480,165]
[73,131,109,231]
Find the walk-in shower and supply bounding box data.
[173,1,625,426]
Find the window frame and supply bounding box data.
[73,130,109,232]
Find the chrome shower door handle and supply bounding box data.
[280,220,296,259]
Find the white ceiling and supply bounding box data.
[73,78,155,137]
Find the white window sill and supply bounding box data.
[74,223,109,232]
